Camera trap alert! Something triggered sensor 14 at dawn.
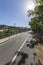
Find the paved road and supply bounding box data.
[11,32,40,65]
[0,32,28,65]
[0,32,40,65]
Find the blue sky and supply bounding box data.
[0,0,35,27]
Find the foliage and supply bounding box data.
[28,0,43,42]
[0,27,29,39]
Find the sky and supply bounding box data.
[0,0,35,27]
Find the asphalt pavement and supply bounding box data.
[0,32,40,65]
[0,32,28,65]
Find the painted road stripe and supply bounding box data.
[10,36,28,65]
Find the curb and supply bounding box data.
[0,33,19,44]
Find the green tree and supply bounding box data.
[28,0,43,42]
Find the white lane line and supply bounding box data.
[10,36,28,65]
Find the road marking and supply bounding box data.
[10,36,28,65]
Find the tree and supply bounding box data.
[28,0,43,42]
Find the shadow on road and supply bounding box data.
[5,60,16,65]
[17,51,28,65]
[26,40,38,49]
[5,51,28,65]
[30,62,33,65]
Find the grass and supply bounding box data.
[35,44,43,64]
